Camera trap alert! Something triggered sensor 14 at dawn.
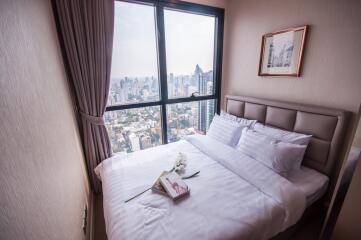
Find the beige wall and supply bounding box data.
[0,0,90,240]
[222,0,361,119]
[186,0,227,8]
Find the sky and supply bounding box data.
[110,1,215,79]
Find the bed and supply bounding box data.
[95,95,350,240]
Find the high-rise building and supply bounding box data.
[184,83,189,97]
[129,133,140,151]
[151,76,158,93]
[168,73,174,98]
[119,79,127,103]
[193,64,208,133]
[140,135,152,149]
[193,64,203,87]
[206,81,215,129]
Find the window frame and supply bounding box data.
[106,0,224,145]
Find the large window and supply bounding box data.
[106,0,224,154]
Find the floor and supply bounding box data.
[92,194,324,240]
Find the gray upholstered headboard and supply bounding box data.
[225,95,351,179]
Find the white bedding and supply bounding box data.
[95,135,308,240]
[287,167,329,206]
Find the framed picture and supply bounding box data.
[258,25,308,77]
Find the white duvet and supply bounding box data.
[95,135,306,240]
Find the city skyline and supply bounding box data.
[108,64,214,105]
[105,64,215,154]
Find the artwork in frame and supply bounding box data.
[258,25,308,77]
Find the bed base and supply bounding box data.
[271,198,326,239]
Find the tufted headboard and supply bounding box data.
[225,95,351,179]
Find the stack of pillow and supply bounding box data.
[207,111,312,177]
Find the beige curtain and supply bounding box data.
[54,0,114,193]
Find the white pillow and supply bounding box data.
[253,123,312,145]
[253,123,311,169]
[207,115,251,146]
[237,128,307,177]
[220,110,257,127]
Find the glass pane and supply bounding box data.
[105,106,162,154]
[167,100,215,143]
[164,10,216,99]
[108,2,160,106]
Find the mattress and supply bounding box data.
[96,136,309,240]
[287,167,329,206]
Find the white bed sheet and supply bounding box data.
[95,136,307,240]
[287,167,329,206]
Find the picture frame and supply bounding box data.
[258,25,308,77]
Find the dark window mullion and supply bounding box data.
[159,0,223,16]
[165,95,217,105]
[213,14,224,114]
[156,3,169,144]
[105,95,218,112]
[106,101,162,111]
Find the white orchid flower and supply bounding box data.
[174,152,187,172]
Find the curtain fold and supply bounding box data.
[54,0,114,193]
